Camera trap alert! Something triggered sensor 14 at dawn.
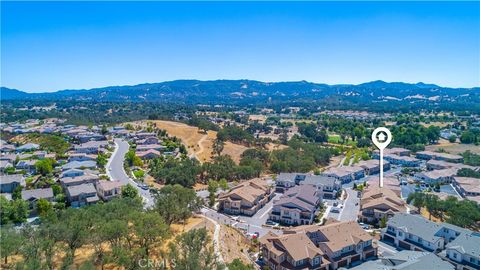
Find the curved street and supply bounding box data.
[107,138,154,208]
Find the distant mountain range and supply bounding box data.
[1,80,479,109]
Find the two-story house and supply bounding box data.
[269,184,321,226]
[358,187,407,225]
[96,180,123,201]
[382,213,469,253]
[218,179,273,216]
[66,183,99,207]
[260,231,331,270]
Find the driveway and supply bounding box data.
[201,207,283,238]
[107,138,154,208]
[240,193,281,227]
[337,188,360,222]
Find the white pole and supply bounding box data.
[380,150,384,188]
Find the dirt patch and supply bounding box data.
[248,115,267,123]
[420,208,444,223]
[222,142,249,163]
[218,225,253,264]
[425,139,480,155]
[144,174,164,189]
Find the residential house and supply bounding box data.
[275,173,306,192]
[61,160,97,171]
[357,159,390,175]
[284,220,377,269]
[358,187,407,225]
[136,144,166,152]
[60,168,85,178]
[21,188,54,214]
[73,140,108,154]
[346,250,454,270]
[382,213,469,253]
[60,172,99,188]
[136,137,160,145]
[367,177,402,196]
[16,159,37,174]
[0,154,17,164]
[321,168,353,184]
[0,160,13,172]
[135,132,157,139]
[0,174,25,193]
[68,153,97,162]
[136,149,161,159]
[218,179,273,216]
[443,233,480,270]
[382,154,421,167]
[416,151,464,163]
[259,231,331,270]
[426,160,478,172]
[96,180,123,201]
[321,166,365,184]
[269,184,321,226]
[300,175,341,199]
[373,148,411,157]
[0,144,16,153]
[451,177,480,204]
[78,133,106,143]
[16,143,40,152]
[415,168,457,184]
[66,183,99,207]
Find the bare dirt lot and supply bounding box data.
[425,139,480,154]
[218,224,253,264]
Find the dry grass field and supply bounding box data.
[129,120,250,163]
[425,139,480,154]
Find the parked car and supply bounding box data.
[331,208,340,213]
[266,220,279,226]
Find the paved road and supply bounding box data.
[338,188,360,221]
[107,138,154,208]
[201,208,283,238]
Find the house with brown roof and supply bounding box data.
[357,159,390,175]
[416,151,463,163]
[358,187,407,225]
[136,149,161,159]
[259,231,331,270]
[218,179,273,216]
[452,177,480,203]
[265,220,377,269]
[96,180,123,201]
[269,184,321,226]
[414,168,457,184]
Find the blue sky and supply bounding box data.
[1,1,479,93]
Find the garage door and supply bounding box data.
[351,255,361,262]
[338,259,348,268]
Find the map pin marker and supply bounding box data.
[371,127,392,188]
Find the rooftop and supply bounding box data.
[347,250,454,270]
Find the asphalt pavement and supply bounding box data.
[107,138,155,208]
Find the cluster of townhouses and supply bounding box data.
[373,147,421,167]
[382,213,480,270]
[320,158,392,184]
[260,219,377,270]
